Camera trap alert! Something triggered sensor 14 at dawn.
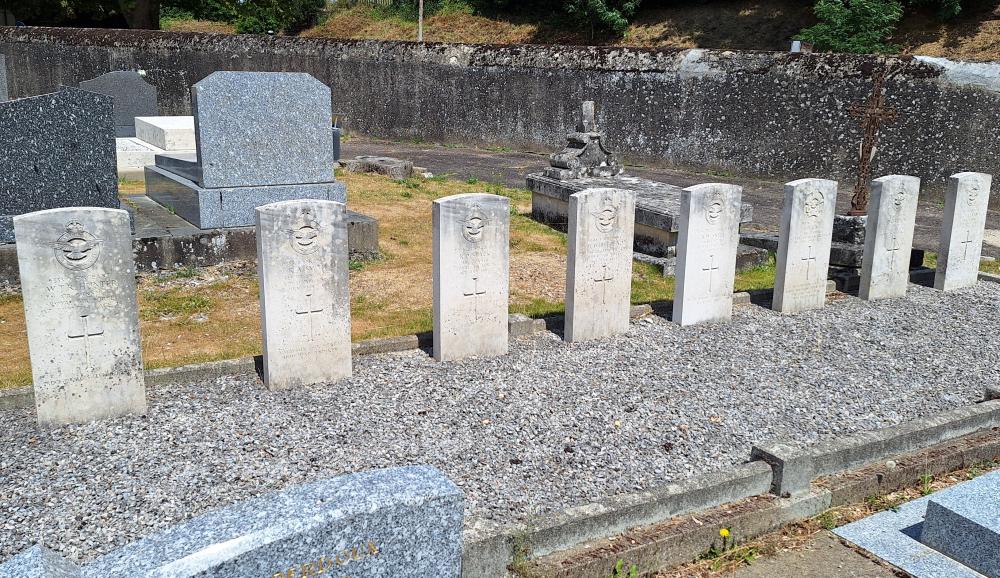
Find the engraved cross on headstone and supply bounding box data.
[702,254,720,292]
[960,229,975,261]
[801,244,818,281]
[463,276,487,318]
[886,232,902,272]
[67,275,104,369]
[593,264,614,304]
[295,292,324,341]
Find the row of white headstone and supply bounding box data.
[13,172,992,428]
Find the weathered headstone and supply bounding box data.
[0,87,119,244]
[773,178,837,313]
[0,466,464,578]
[0,54,8,102]
[934,172,992,291]
[257,200,351,390]
[565,188,636,342]
[79,71,157,138]
[433,193,509,361]
[673,183,743,326]
[859,175,920,301]
[145,72,345,229]
[14,208,146,428]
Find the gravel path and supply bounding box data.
[2,282,999,563]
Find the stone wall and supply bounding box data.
[2,27,1000,197]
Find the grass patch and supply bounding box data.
[923,251,1000,275]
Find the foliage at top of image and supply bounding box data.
[797,0,965,54]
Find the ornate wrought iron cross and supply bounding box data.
[848,63,899,215]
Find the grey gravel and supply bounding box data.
[2,282,999,564]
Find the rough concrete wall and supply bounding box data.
[2,27,1000,194]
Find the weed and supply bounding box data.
[920,472,934,496]
[401,191,413,198]
[349,260,365,271]
[604,559,638,578]
[816,510,839,530]
[466,177,479,185]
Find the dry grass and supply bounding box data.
[160,19,235,34]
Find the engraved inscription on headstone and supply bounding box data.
[935,172,992,292]
[673,183,743,326]
[566,188,636,342]
[433,194,509,361]
[859,175,920,301]
[14,208,145,428]
[257,200,351,390]
[773,178,837,313]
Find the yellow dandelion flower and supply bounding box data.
[719,528,730,538]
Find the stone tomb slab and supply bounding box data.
[433,193,509,361]
[565,188,636,342]
[860,175,921,301]
[13,207,146,428]
[22,466,463,578]
[257,199,352,390]
[79,71,157,138]
[134,115,195,151]
[935,172,993,291]
[673,183,743,326]
[0,546,81,577]
[0,87,119,244]
[773,178,837,313]
[527,172,753,257]
[193,71,334,188]
[921,470,1000,577]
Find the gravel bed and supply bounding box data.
[2,282,999,563]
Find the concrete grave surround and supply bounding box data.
[135,115,195,151]
[0,87,118,244]
[193,71,333,188]
[565,188,636,342]
[935,172,993,291]
[433,193,509,362]
[673,183,743,326]
[257,199,351,390]
[0,466,464,578]
[0,53,7,102]
[13,207,146,428]
[859,175,921,301]
[79,70,157,138]
[773,178,837,313]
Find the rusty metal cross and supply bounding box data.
[848,64,899,215]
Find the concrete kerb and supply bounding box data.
[751,400,1000,497]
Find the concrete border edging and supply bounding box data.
[751,400,1000,497]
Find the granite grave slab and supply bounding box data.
[79,71,157,138]
[257,199,352,390]
[433,193,509,361]
[14,207,146,428]
[935,172,992,292]
[860,175,921,301]
[0,87,118,244]
[565,188,635,342]
[773,178,837,313]
[921,470,1000,577]
[0,546,81,577]
[673,183,743,326]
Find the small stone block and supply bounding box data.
[860,175,920,301]
[257,200,352,390]
[750,439,813,497]
[673,183,743,326]
[344,155,414,180]
[565,188,635,342]
[935,172,992,291]
[0,546,81,578]
[433,193,509,362]
[921,472,1000,577]
[134,116,195,151]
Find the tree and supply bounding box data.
[798,0,904,54]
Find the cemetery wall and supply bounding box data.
[3,27,1000,195]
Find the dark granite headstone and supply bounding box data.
[79,71,157,138]
[0,466,463,578]
[0,87,119,244]
[0,54,8,102]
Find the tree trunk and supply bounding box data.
[120,0,161,30]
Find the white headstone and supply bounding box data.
[13,207,146,428]
[433,193,509,361]
[256,200,351,390]
[773,178,837,313]
[673,183,743,326]
[859,175,921,301]
[565,188,635,342]
[935,172,992,291]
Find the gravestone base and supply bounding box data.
[145,166,347,229]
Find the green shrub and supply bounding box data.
[565,0,641,38]
[798,0,904,53]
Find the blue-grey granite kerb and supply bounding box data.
[920,470,1000,577]
[79,71,157,138]
[0,546,81,577]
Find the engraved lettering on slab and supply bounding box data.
[270,542,381,577]
[53,221,102,270]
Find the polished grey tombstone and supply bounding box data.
[145,72,345,229]
[433,193,510,362]
[0,87,119,243]
[859,175,921,301]
[14,208,146,428]
[565,188,636,342]
[935,172,992,292]
[79,71,157,137]
[257,200,352,390]
[773,178,837,313]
